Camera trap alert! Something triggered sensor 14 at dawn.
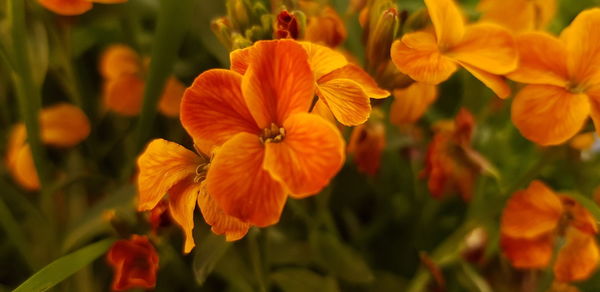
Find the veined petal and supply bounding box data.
[318,64,389,99]
[449,23,518,75]
[103,74,144,116]
[390,82,438,125]
[181,69,259,146]
[243,40,315,128]
[424,0,465,48]
[158,77,186,118]
[99,44,141,79]
[311,100,337,125]
[12,145,40,191]
[511,85,590,145]
[167,179,199,253]
[501,180,563,239]
[40,103,91,147]
[301,42,348,81]
[206,132,286,227]
[561,8,600,87]
[38,0,92,15]
[197,183,250,241]
[459,62,511,98]
[263,113,345,197]
[501,234,554,268]
[136,139,202,211]
[316,78,372,126]
[506,32,569,87]
[554,228,600,282]
[230,47,251,75]
[391,33,458,85]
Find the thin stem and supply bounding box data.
[248,229,268,292]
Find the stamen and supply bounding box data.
[259,123,286,144]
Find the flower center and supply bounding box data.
[259,123,285,144]
[566,82,586,94]
[194,163,210,183]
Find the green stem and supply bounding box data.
[0,191,35,271]
[248,229,267,292]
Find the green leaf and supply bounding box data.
[309,230,374,284]
[271,268,340,292]
[14,238,114,292]
[192,232,231,285]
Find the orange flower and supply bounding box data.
[390,82,438,125]
[507,9,600,145]
[5,103,90,190]
[348,109,386,176]
[304,6,347,48]
[390,0,517,98]
[137,139,250,253]
[100,45,185,117]
[107,235,159,291]
[477,0,556,32]
[181,40,345,227]
[38,0,126,16]
[500,181,600,282]
[230,41,389,126]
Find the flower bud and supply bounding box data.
[227,0,252,32]
[211,17,234,51]
[366,7,400,73]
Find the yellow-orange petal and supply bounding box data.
[570,132,596,150]
[11,145,40,191]
[390,33,458,85]
[136,139,202,211]
[511,85,590,145]
[477,0,534,32]
[263,113,345,197]
[554,228,600,282]
[316,78,372,126]
[5,124,27,168]
[158,77,185,118]
[104,74,144,116]
[560,196,599,235]
[230,47,251,75]
[39,103,90,147]
[206,132,286,227]
[501,234,554,268]
[501,180,563,238]
[459,62,511,98]
[506,32,569,87]
[449,23,517,75]
[181,69,259,146]
[243,40,315,128]
[301,42,348,81]
[390,82,438,125]
[561,8,600,87]
[424,0,465,48]
[197,183,250,241]
[99,45,141,79]
[311,99,337,125]
[37,0,92,15]
[304,6,347,48]
[587,85,600,136]
[318,64,390,99]
[167,179,199,253]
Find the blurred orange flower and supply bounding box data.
[500,180,599,282]
[5,103,90,190]
[137,139,250,253]
[181,40,345,227]
[348,109,386,176]
[507,9,600,145]
[38,0,127,16]
[390,82,438,125]
[304,6,347,48]
[478,0,556,32]
[107,235,159,291]
[390,0,517,98]
[100,45,185,117]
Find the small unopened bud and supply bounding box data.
[231,33,252,50]
[275,10,303,39]
[211,17,233,51]
[366,7,400,73]
[227,0,251,32]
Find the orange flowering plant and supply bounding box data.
[4,0,600,291]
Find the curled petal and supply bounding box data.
[316,78,372,126]
[167,179,200,253]
[390,82,438,125]
[264,113,345,197]
[197,183,251,241]
[40,103,91,147]
[501,234,554,268]
[318,64,389,99]
[554,228,600,282]
[511,85,590,145]
[206,132,286,227]
[424,0,465,48]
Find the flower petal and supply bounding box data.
[318,64,390,99]
[301,42,348,80]
[390,82,438,125]
[167,179,199,253]
[554,228,600,282]
[560,196,599,235]
[38,0,93,15]
[424,0,465,48]
[197,183,251,241]
[561,8,600,87]
[99,44,141,79]
[263,113,345,197]
[587,85,600,136]
[181,69,259,146]
[316,78,371,126]
[206,132,286,227]
[230,47,251,75]
[11,145,40,191]
[500,234,554,268]
[40,103,91,147]
[136,139,202,211]
[449,23,518,75]
[391,33,458,85]
[103,74,144,116]
[243,40,315,128]
[506,32,569,87]
[304,6,347,48]
[158,77,186,118]
[511,85,590,145]
[459,62,511,98]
